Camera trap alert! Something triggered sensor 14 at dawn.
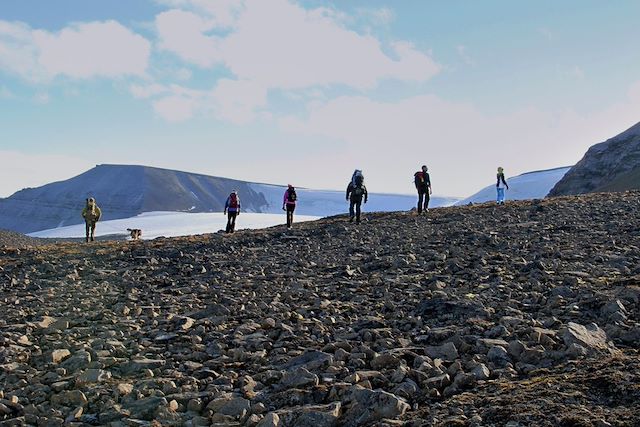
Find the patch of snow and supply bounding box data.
[29,211,321,240]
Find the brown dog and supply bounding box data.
[127,228,142,240]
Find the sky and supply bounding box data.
[1,0,640,198]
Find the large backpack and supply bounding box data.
[288,188,297,202]
[353,185,365,199]
[414,171,425,186]
[229,193,239,209]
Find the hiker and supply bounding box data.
[496,167,509,204]
[351,169,364,187]
[346,174,368,224]
[282,184,297,229]
[224,190,240,233]
[81,197,102,242]
[414,165,432,214]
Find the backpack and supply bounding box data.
[229,193,238,209]
[288,188,297,202]
[414,171,424,186]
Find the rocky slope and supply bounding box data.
[0,192,639,426]
[549,121,640,196]
[0,230,43,248]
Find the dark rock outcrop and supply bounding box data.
[549,121,640,196]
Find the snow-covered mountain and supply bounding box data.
[455,166,571,205]
[0,164,460,233]
[29,212,321,240]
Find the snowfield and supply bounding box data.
[29,211,321,240]
[455,167,571,205]
[249,183,460,216]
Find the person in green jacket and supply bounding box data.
[82,197,102,242]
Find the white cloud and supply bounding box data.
[153,0,440,122]
[175,67,192,81]
[130,83,168,99]
[279,81,640,196]
[209,79,268,124]
[34,21,150,79]
[357,7,395,26]
[155,0,243,28]
[0,151,94,197]
[131,79,267,124]
[0,19,151,81]
[152,94,198,122]
[0,21,45,82]
[155,9,223,67]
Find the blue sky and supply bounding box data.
[1,0,640,197]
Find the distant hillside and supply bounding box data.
[0,164,459,233]
[455,166,571,205]
[549,121,640,196]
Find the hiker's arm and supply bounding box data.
[501,176,509,189]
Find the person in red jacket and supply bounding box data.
[282,184,297,229]
[223,190,240,233]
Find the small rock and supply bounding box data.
[425,342,458,361]
[257,412,280,427]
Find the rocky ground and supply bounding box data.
[0,230,43,248]
[0,192,639,426]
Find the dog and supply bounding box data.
[127,228,142,241]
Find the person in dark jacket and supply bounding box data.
[224,190,240,233]
[414,165,432,214]
[496,167,509,205]
[346,175,368,224]
[282,184,297,229]
[81,197,102,242]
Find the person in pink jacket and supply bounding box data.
[282,184,297,229]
